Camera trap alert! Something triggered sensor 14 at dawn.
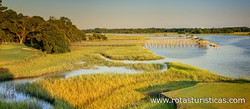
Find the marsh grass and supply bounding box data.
[222,77,250,83]
[101,46,164,60]
[126,81,198,109]
[72,35,150,46]
[16,62,229,109]
[125,100,176,109]
[138,81,198,97]
[0,99,42,109]
[81,54,164,71]
[0,45,165,81]
[72,40,146,46]
[15,83,74,109]
[106,35,150,40]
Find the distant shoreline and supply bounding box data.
[89,32,250,36]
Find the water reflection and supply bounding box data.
[59,66,142,79]
[0,81,52,109]
[149,47,208,59]
[149,35,250,78]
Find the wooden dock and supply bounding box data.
[144,36,220,48]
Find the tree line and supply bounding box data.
[0,0,86,54]
[84,27,250,34]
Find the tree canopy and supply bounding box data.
[84,27,250,34]
[0,1,86,54]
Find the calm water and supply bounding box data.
[0,80,53,109]
[149,35,250,78]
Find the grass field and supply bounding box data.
[72,40,147,46]
[0,100,41,109]
[164,83,250,109]
[1,39,248,109]
[0,44,42,65]
[72,35,150,46]
[16,62,229,109]
[106,35,150,40]
[0,44,164,80]
[101,46,164,60]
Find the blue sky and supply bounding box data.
[3,0,250,29]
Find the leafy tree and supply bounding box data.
[92,33,107,40]
[0,0,8,42]
[48,17,86,42]
[84,27,250,34]
[32,22,70,54]
[3,13,33,44]
[0,2,85,54]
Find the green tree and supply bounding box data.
[0,0,8,42]
[33,22,70,54]
[5,13,33,44]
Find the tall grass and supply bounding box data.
[72,35,150,46]
[101,46,164,60]
[15,83,74,109]
[0,100,41,109]
[17,62,229,109]
[1,49,86,79]
[0,46,164,81]
[71,40,146,46]
[106,35,150,40]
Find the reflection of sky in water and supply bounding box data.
[149,47,207,59]
[0,81,52,109]
[60,66,142,79]
[149,35,250,78]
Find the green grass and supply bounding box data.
[164,83,250,109]
[0,45,164,81]
[0,44,42,65]
[101,46,164,60]
[15,83,74,109]
[2,43,247,109]
[72,35,150,46]
[0,99,42,109]
[15,62,229,109]
[72,40,146,46]
[138,81,198,97]
[127,81,198,109]
[126,99,176,109]
[166,62,228,82]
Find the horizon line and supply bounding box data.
[82,26,250,30]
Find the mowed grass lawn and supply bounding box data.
[0,44,42,65]
[164,83,250,109]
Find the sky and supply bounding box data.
[3,0,250,29]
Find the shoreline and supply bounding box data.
[99,32,250,36]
